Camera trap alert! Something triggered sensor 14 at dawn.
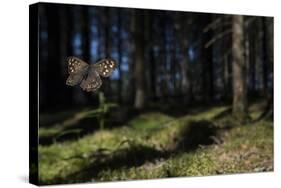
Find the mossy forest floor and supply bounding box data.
[38,102,273,185]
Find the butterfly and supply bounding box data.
[66,56,117,92]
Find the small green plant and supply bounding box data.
[86,92,118,129]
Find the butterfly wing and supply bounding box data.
[66,73,86,86]
[66,56,89,86]
[93,58,117,77]
[80,66,102,92]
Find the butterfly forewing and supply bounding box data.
[66,57,89,86]
[67,56,89,74]
[93,59,117,77]
[80,66,102,92]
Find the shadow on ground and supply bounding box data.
[40,118,230,185]
[39,106,140,145]
[39,103,224,146]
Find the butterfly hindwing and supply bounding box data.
[66,73,85,86]
[93,59,117,77]
[66,57,89,86]
[80,66,102,92]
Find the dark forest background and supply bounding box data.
[34,3,274,184]
[38,3,273,120]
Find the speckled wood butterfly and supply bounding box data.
[66,56,117,92]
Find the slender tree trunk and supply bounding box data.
[180,15,192,104]
[133,10,146,109]
[103,8,112,95]
[223,17,233,101]
[81,7,91,62]
[171,33,177,96]
[244,21,250,93]
[201,15,214,102]
[232,15,248,120]
[97,9,103,59]
[145,11,156,101]
[163,14,169,100]
[149,47,156,100]
[262,18,269,94]
[249,26,256,92]
[227,54,233,98]
[60,6,73,105]
[126,10,136,104]
[104,8,110,57]
[223,55,229,99]
[117,10,123,103]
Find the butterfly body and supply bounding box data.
[66,57,117,92]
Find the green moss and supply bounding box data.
[128,112,174,130]
[38,104,273,184]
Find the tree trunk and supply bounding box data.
[104,9,110,57]
[201,15,214,103]
[117,10,123,103]
[60,6,73,105]
[232,15,248,120]
[102,8,112,95]
[262,17,269,94]
[180,14,192,104]
[133,10,146,109]
[126,10,136,104]
[145,11,156,101]
[81,7,91,62]
[97,9,103,59]
[223,55,229,99]
[249,25,256,93]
